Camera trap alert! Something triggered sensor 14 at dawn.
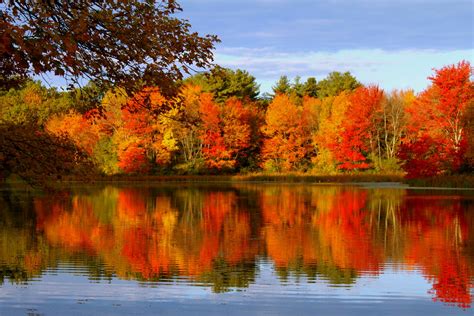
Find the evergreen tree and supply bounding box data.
[272,75,291,95]
[303,77,318,97]
[186,67,259,103]
[317,72,360,98]
[292,76,304,98]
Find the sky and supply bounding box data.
[179,0,473,94]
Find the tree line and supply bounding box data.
[0,61,472,181]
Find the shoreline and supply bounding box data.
[57,174,474,189]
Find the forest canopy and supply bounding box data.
[1,61,472,183]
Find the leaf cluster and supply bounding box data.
[1,0,219,97]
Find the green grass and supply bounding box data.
[232,173,404,184]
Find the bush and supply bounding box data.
[373,157,403,173]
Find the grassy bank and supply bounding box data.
[403,175,474,189]
[59,173,474,189]
[5,173,473,189]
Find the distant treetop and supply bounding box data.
[317,72,360,98]
[185,66,260,102]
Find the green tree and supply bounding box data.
[186,67,260,103]
[272,75,291,95]
[317,72,360,98]
[0,80,72,126]
[292,76,304,98]
[93,137,120,175]
[303,77,318,97]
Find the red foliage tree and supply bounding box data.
[399,61,473,177]
[334,85,384,170]
[199,95,252,170]
[117,145,150,174]
[199,93,231,170]
[221,97,252,163]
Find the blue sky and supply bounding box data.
[179,0,473,94]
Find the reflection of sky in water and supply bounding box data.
[0,262,467,315]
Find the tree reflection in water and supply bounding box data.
[0,184,472,308]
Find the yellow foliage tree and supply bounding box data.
[261,94,311,171]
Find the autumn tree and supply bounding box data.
[199,93,230,170]
[0,80,72,126]
[199,95,252,170]
[428,61,473,156]
[232,98,265,171]
[312,92,351,173]
[261,94,311,171]
[399,61,473,177]
[160,84,205,172]
[1,0,218,96]
[378,90,414,171]
[46,112,101,156]
[89,89,129,174]
[334,85,384,170]
[220,98,252,168]
[116,88,177,174]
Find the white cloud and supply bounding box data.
[214,47,474,93]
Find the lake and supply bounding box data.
[0,183,473,315]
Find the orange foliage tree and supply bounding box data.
[46,112,101,155]
[199,93,231,170]
[220,97,252,167]
[116,87,176,173]
[261,94,312,171]
[199,95,252,170]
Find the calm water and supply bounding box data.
[0,183,473,315]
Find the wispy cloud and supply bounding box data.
[181,0,472,52]
[215,47,473,93]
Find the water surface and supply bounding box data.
[0,183,473,315]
